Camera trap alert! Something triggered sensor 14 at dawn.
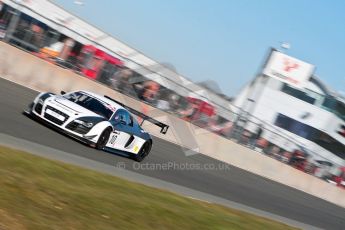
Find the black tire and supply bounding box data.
[133,141,152,162]
[95,128,111,150]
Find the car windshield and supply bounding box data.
[63,91,114,119]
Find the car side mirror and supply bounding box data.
[60,90,66,95]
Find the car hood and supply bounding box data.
[49,96,103,118]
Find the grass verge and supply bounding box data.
[0,146,298,230]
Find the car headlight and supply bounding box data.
[73,116,106,129]
[37,92,54,104]
[74,119,94,128]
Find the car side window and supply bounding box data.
[128,114,134,127]
[113,109,132,126]
[113,110,125,124]
[123,111,132,126]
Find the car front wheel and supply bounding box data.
[95,128,111,150]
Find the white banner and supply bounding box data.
[263,51,315,88]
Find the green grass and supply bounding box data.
[0,146,298,230]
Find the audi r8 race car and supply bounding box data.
[24,90,169,162]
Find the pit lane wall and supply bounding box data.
[0,42,344,208]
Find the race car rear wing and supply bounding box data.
[104,96,169,134]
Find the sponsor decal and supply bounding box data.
[133,145,139,153]
[263,51,314,88]
[283,58,299,72]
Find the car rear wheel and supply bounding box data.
[96,128,111,150]
[133,141,151,162]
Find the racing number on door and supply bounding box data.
[109,135,117,145]
[109,131,120,145]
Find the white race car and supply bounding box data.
[24,90,169,161]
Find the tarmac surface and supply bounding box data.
[0,78,344,229]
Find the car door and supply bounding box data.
[106,109,133,151]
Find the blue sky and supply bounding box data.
[54,0,345,96]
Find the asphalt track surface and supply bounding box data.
[0,78,344,229]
